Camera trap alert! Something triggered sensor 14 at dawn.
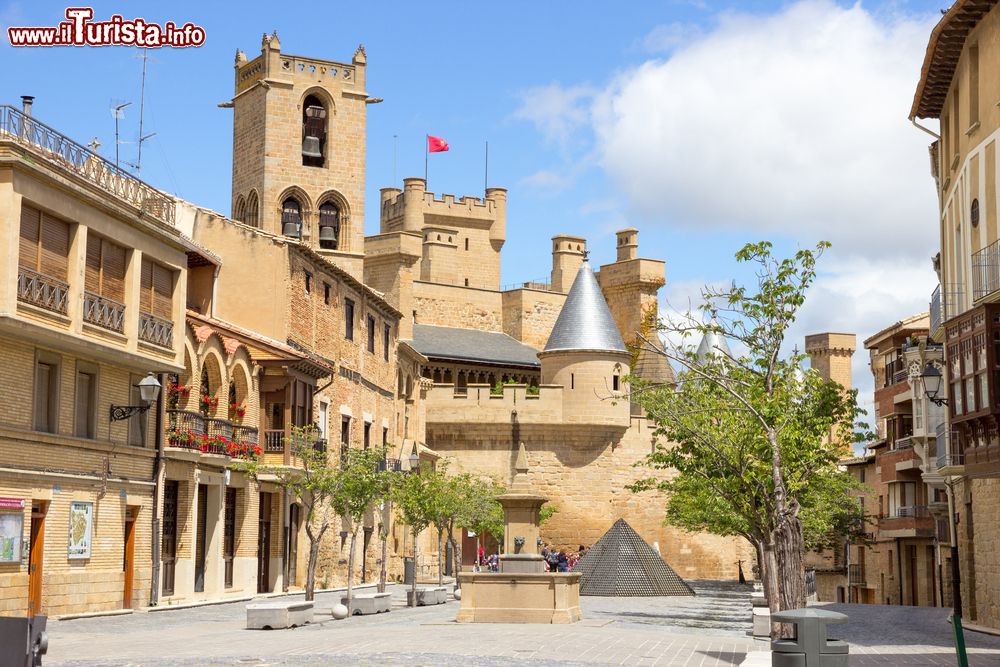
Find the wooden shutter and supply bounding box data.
[85,234,102,293]
[152,263,173,318]
[102,241,126,302]
[39,213,70,281]
[19,205,41,270]
[140,261,153,312]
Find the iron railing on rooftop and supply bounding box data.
[0,105,175,225]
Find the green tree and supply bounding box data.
[392,461,440,606]
[330,447,399,614]
[629,241,866,625]
[463,478,505,566]
[231,425,336,602]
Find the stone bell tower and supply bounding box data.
[230,32,369,278]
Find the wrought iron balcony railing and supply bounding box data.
[0,105,175,225]
[83,291,125,333]
[17,268,68,315]
[930,283,964,335]
[139,311,173,348]
[895,505,931,518]
[973,241,1000,300]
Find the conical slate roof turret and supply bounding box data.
[695,310,731,363]
[543,259,627,353]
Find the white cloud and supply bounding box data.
[592,0,940,262]
[512,83,596,149]
[519,169,571,192]
[640,22,704,53]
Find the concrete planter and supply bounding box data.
[246,601,313,629]
[342,592,392,615]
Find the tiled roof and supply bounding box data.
[543,260,627,354]
[409,324,540,368]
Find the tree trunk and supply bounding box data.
[346,528,358,615]
[305,539,321,602]
[436,525,444,586]
[775,510,806,610]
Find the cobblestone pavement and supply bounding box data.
[42,581,1000,666]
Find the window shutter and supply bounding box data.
[140,261,153,312]
[102,241,126,302]
[152,263,173,318]
[19,205,41,270]
[39,213,70,281]
[85,234,102,293]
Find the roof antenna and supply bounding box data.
[127,48,157,176]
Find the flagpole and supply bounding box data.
[484,140,489,195]
[424,134,429,185]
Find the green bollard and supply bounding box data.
[952,615,969,667]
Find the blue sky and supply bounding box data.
[1,0,948,407]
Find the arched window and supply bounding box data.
[281,198,301,238]
[301,94,327,167]
[233,195,246,223]
[318,202,340,250]
[245,191,259,228]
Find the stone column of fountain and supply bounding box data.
[498,442,547,574]
[456,442,582,623]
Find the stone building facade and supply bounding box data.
[912,0,1000,631]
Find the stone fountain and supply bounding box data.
[456,442,582,623]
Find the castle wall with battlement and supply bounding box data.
[426,414,755,580]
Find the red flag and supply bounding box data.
[427,135,449,153]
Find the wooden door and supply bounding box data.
[287,503,299,587]
[194,484,208,593]
[122,507,136,608]
[224,489,236,589]
[257,492,271,594]
[28,503,46,617]
[162,481,178,596]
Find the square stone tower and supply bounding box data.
[231,32,369,278]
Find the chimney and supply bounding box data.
[21,96,34,116]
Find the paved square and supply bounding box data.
[42,581,1000,666]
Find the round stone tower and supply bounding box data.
[538,259,631,424]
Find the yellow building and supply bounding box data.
[911,0,1000,631]
[0,98,207,616]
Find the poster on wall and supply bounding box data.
[68,501,93,559]
[0,512,23,563]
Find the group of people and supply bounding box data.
[541,545,588,572]
[474,544,590,572]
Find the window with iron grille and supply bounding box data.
[367,315,376,353]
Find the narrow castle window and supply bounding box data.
[465,238,469,251]
[281,198,302,238]
[571,373,575,390]
[318,202,340,250]
[304,271,312,295]
[302,95,327,167]
[613,375,620,391]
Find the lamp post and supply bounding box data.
[110,373,162,421]
[919,363,967,667]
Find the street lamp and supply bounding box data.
[920,363,948,406]
[408,450,420,473]
[918,358,967,664]
[110,373,162,421]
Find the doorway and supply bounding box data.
[194,484,208,593]
[28,502,46,617]
[909,545,919,606]
[224,489,236,589]
[287,503,299,587]
[257,492,272,593]
[123,507,137,608]
[162,481,178,596]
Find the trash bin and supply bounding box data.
[404,556,415,585]
[0,615,48,666]
[770,608,848,667]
